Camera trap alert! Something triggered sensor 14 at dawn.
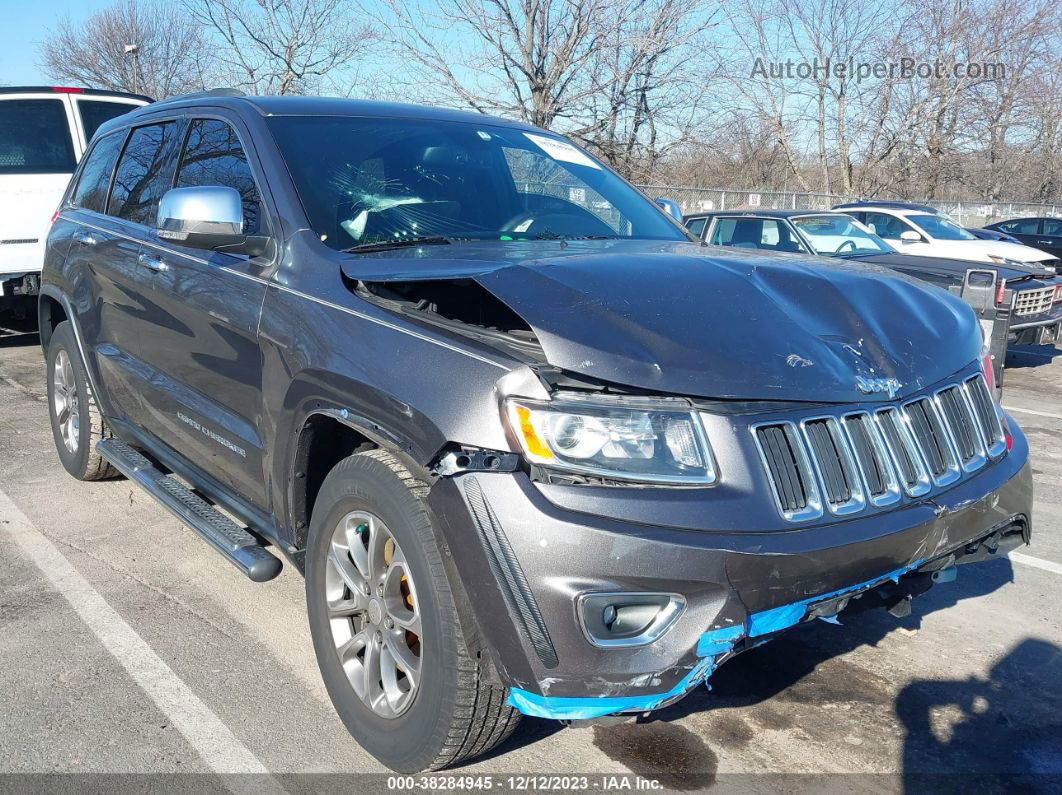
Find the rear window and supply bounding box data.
[0,98,75,175]
[78,100,139,142]
[72,132,125,214]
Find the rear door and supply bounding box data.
[133,115,272,507]
[0,93,78,283]
[64,120,182,424]
[1034,219,1062,260]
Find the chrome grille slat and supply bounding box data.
[755,373,1005,522]
[1012,286,1055,316]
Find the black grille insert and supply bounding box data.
[966,375,1005,450]
[803,419,852,505]
[938,387,980,463]
[905,399,953,477]
[756,424,809,514]
[877,409,921,489]
[844,414,888,497]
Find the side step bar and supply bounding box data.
[97,439,283,582]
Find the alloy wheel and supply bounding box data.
[52,349,80,454]
[325,510,423,719]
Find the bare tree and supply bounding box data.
[372,0,715,177]
[186,0,373,95]
[40,0,207,98]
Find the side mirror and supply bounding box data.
[655,196,683,222]
[899,229,923,243]
[157,186,268,257]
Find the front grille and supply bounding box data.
[754,373,1004,521]
[754,424,819,520]
[1013,286,1055,316]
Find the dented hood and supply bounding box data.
[344,240,980,403]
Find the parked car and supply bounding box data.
[0,87,150,313]
[683,209,1062,349]
[984,217,1062,261]
[833,199,939,214]
[969,227,1021,244]
[41,92,1032,772]
[835,203,1061,270]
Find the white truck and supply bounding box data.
[0,87,150,314]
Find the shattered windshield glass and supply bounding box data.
[267,115,686,250]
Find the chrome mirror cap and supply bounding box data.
[157,186,243,241]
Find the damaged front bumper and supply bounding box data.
[427,419,1033,722]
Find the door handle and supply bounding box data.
[138,253,168,272]
[72,230,98,246]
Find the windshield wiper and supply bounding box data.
[342,236,454,254]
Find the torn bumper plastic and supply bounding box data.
[426,420,1033,722]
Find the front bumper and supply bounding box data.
[427,419,1033,721]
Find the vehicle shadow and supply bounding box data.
[1005,344,1061,369]
[897,637,1062,791]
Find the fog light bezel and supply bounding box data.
[576,591,686,648]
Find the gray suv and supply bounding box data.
[40,91,1033,772]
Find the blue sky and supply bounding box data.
[2,0,103,85]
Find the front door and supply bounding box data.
[133,116,272,508]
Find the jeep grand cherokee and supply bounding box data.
[40,91,1032,772]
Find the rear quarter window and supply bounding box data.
[109,121,179,226]
[0,98,76,175]
[78,100,140,142]
[71,131,126,214]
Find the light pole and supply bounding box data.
[124,44,140,94]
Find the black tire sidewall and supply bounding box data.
[305,454,461,772]
[46,323,93,478]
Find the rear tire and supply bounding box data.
[305,449,519,772]
[46,322,117,481]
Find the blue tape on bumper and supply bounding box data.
[745,558,924,637]
[507,558,925,720]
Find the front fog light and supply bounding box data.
[577,592,686,648]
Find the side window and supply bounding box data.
[175,119,262,235]
[71,131,125,214]
[0,98,75,175]
[685,217,707,238]
[109,122,179,225]
[1043,219,1062,236]
[1000,219,1040,234]
[864,212,903,239]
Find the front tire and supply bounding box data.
[46,322,117,481]
[305,449,519,771]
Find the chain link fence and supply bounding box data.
[635,185,1062,227]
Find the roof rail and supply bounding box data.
[151,88,248,105]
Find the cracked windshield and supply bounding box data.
[267,115,685,250]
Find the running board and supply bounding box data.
[96,439,283,582]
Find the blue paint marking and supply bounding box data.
[507,559,925,720]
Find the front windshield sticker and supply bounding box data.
[523,133,601,170]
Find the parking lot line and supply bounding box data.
[1002,404,1062,421]
[1011,551,1062,577]
[0,486,286,793]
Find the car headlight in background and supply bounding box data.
[504,395,717,484]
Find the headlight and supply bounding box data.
[504,394,717,484]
